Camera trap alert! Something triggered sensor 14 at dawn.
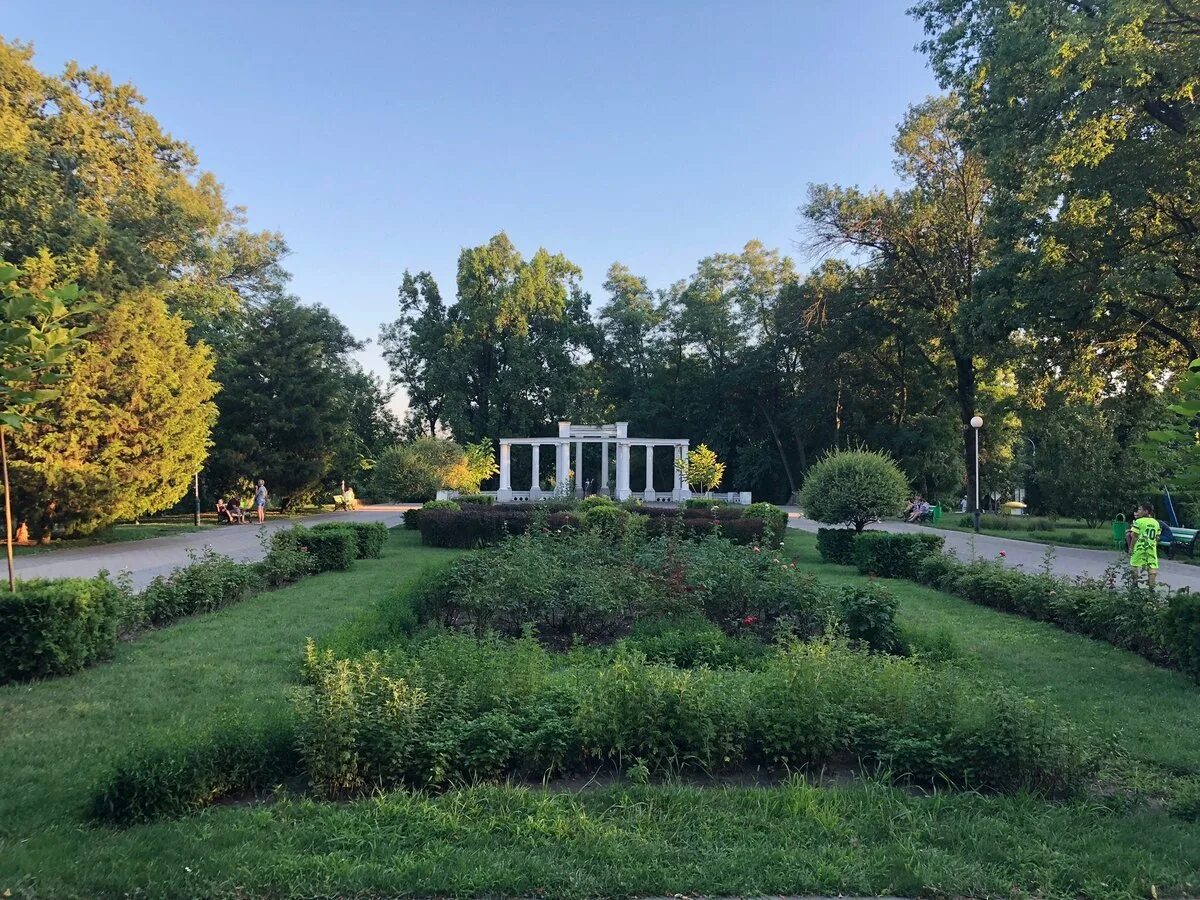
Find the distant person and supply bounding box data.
[216,498,234,524]
[228,498,247,524]
[254,479,268,524]
[1126,502,1161,587]
[959,495,969,513]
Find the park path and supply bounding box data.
[12,506,410,590]
[786,512,1200,593]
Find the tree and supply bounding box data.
[676,444,726,496]
[799,447,910,533]
[381,233,602,444]
[206,297,362,509]
[802,96,993,510]
[8,289,217,539]
[914,0,1200,368]
[370,438,466,502]
[0,38,289,321]
[0,265,97,587]
[445,440,500,494]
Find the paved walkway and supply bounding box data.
[786,512,1200,592]
[13,506,410,590]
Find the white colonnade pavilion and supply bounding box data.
[496,422,692,503]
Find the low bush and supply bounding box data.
[642,515,764,545]
[744,502,788,543]
[139,548,258,626]
[294,634,1088,797]
[403,507,423,530]
[684,497,730,509]
[0,577,125,683]
[261,529,317,586]
[578,494,617,511]
[1163,593,1200,681]
[300,527,357,572]
[313,521,389,559]
[423,499,461,511]
[852,532,945,579]
[622,614,766,669]
[955,514,1060,532]
[579,502,630,536]
[816,527,858,564]
[455,493,494,506]
[418,508,535,548]
[89,715,300,825]
[837,582,901,652]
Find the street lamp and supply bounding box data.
[970,415,984,533]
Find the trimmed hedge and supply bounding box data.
[914,554,1200,679]
[455,493,495,506]
[816,528,858,565]
[418,508,537,548]
[313,521,389,559]
[643,515,765,545]
[0,578,125,683]
[139,549,258,626]
[89,716,299,825]
[852,532,945,579]
[301,527,357,572]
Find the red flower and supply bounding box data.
[742,615,759,625]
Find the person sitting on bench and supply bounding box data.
[227,499,247,523]
[216,498,236,524]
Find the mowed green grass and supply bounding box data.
[927,515,1115,550]
[1,529,1199,898]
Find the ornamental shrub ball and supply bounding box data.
[800,447,909,533]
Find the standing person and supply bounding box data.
[1126,502,1161,587]
[254,479,269,524]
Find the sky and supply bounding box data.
[4,1,941,416]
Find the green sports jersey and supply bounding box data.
[1131,516,1161,564]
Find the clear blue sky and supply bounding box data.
[5,1,939,413]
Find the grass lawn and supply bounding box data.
[2,529,1199,898]
[9,521,216,556]
[927,514,1117,551]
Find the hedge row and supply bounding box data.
[915,554,1200,680]
[814,527,1200,681]
[0,578,125,682]
[1,520,393,685]
[413,504,777,549]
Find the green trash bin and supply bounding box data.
[1111,514,1127,550]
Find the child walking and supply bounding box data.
[1126,502,1161,587]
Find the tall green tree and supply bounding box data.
[913,0,1200,366]
[206,297,364,509]
[803,95,994,508]
[381,232,602,444]
[9,289,217,539]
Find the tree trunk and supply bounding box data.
[955,353,979,512]
[2,427,15,592]
[758,404,797,499]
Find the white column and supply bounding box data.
[672,444,683,501]
[530,444,541,499]
[600,441,610,495]
[644,445,656,502]
[498,441,513,501]
[556,441,569,495]
[616,441,631,500]
[574,440,584,496]
[679,440,691,500]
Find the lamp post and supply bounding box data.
[970,415,984,533]
[193,472,201,527]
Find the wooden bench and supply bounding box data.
[1162,526,1200,559]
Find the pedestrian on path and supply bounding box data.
[1126,502,1161,587]
[254,479,268,524]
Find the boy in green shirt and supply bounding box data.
[1126,502,1161,587]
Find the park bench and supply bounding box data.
[1163,526,1200,559]
[333,488,357,511]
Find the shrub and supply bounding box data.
[1163,593,1200,681]
[370,438,465,502]
[261,528,317,586]
[139,549,258,626]
[579,502,630,536]
[0,577,125,683]
[578,494,617,511]
[744,502,788,543]
[313,521,388,559]
[623,614,766,669]
[455,493,494,506]
[296,526,357,572]
[89,715,299,824]
[423,499,461,511]
[837,583,901,652]
[852,532,945,579]
[816,527,858,564]
[294,633,1087,796]
[403,507,423,530]
[642,514,764,545]
[417,508,535,548]
[799,447,909,532]
[684,497,729,510]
